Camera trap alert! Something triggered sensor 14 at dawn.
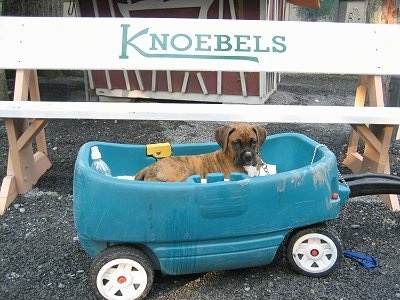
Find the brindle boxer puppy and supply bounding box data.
[134,123,267,182]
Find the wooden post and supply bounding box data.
[0,69,51,215]
[347,0,400,211]
[344,75,399,211]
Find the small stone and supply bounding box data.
[6,272,20,279]
[244,287,251,292]
[19,207,26,213]
[351,224,361,229]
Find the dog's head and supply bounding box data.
[215,123,267,168]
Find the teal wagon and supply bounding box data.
[73,133,351,300]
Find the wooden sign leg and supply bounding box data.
[342,78,367,172]
[343,75,399,211]
[0,70,51,215]
[0,157,18,215]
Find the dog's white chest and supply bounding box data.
[244,165,261,177]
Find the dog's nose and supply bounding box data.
[243,151,253,162]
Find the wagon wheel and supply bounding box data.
[89,245,154,300]
[286,227,343,277]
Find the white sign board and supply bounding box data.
[0,17,399,74]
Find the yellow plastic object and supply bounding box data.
[146,143,172,158]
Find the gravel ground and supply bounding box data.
[0,74,400,300]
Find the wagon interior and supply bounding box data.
[85,133,326,179]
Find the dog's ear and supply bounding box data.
[253,125,268,150]
[215,125,235,151]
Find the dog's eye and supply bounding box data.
[251,140,257,148]
[233,140,242,148]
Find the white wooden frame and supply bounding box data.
[0,17,400,214]
[2,101,399,124]
[1,18,398,73]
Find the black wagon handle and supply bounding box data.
[341,173,400,198]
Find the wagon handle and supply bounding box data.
[341,173,400,198]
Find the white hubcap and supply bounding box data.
[292,233,338,274]
[97,258,148,300]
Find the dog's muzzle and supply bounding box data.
[237,150,256,167]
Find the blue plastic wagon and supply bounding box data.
[73,133,372,300]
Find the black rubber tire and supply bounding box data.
[286,227,343,277]
[89,245,154,300]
